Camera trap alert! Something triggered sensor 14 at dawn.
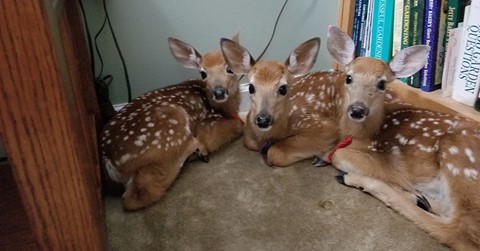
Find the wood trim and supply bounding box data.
[0,1,105,250]
[336,0,355,35]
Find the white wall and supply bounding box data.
[82,0,340,104]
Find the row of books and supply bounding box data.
[351,0,480,109]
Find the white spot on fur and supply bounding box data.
[448,146,459,155]
[147,122,155,127]
[464,168,478,179]
[169,129,174,135]
[145,116,151,122]
[465,148,476,163]
[134,140,144,147]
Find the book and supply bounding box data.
[434,0,448,86]
[352,0,362,56]
[408,0,426,88]
[392,0,405,56]
[399,0,412,84]
[357,0,370,56]
[363,0,375,56]
[444,0,469,46]
[441,27,462,97]
[420,0,442,92]
[369,0,395,61]
[452,0,480,106]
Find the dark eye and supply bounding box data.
[249,83,255,94]
[226,68,234,74]
[278,85,287,96]
[346,75,353,85]
[377,80,386,90]
[200,71,207,79]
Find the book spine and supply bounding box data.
[441,27,461,97]
[399,0,411,83]
[444,0,462,47]
[392,0,405,56]
[434,0,448,86]
[357,0,369,56]
[452,0,480,106]
[370,0,395,61]
[363,0,375,56]
[420,0,442,92]
[408,0,425,88]
[352,0,362,56]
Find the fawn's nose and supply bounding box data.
[348,102,369,121]
[255,113,273,129]
[213,86,228,101]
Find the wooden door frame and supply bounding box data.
[0,1,105,249]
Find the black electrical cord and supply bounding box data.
[103,0,132,102]
[256,0,289,61]
[238,0,289,81]
[94,13,108,79]
[78,0,95,78]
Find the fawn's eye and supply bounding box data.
[249,83,255,94]
[226,68,234,74]
[278,85,287,96]
[200,71,207,79]
[346,75,353,85]
[377,80,386,90]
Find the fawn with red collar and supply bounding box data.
[220,37,346,167]
[100,35,243,210]
[327,25,480,250]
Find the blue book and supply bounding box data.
[420,0,442,92]
[357,0,369,57]
[369,0,395,61]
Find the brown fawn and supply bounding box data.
[220,37,346,167]
[100,35,243,210]
[326,25,480,250]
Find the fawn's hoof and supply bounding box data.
[312,156,329,167]
[416,195,432,213]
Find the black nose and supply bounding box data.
[255,114,273,128]
[348,103,369,120]
[213,87,227,100]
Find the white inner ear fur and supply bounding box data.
[289,52,298,68]
[242,51,251,69]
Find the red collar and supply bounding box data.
[327,136,353,162]
[231,112,244,124]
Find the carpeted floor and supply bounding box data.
[105,138,450,251]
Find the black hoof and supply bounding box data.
[416,195,432,213]
[312,156,329,167]
[199,154,209,163]
[335,174,346,185]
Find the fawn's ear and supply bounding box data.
[327,25,355,66]
[285,37,320,77]
[168,37,202,69]
[389,45,430,78]
[231,33,240,44]
[220,38,255,75]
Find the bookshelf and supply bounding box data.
[336,0,480,123]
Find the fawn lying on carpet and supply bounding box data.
[101,35,243,210]
[327,25,480,251]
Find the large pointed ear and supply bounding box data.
[389,45,430,78]
[231,33,240,44]
[220,38,255,75]
[168,37,202,69]
[285,37,320,77]
[327,25,355,66]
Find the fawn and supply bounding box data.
[220,37,346,167]
[100,35,243,210]
[326,25,480,250]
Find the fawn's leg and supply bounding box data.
[195,118,243,153]
[266,131,337,167]
[123,163,178,211]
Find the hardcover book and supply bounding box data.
[420,0,442,92]
[369,0,395,61]
[392,0,405,56]
[408,0,426,88]
[452,0,480,106]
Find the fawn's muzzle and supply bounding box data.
[213,86,228,101]
[348,102,369,121]
[255,113,273,129]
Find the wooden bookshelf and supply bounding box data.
[336,0,480,123]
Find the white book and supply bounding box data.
[392,0,404,56]
[442,27,461,97]
[364,0,375,56]
[451,1,480,107]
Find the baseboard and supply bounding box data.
[113,103,128,111]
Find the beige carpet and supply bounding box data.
[105,139,450,251]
